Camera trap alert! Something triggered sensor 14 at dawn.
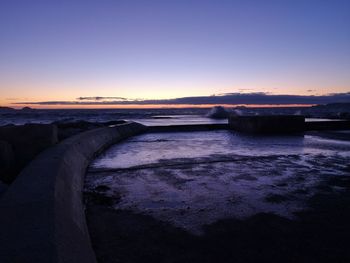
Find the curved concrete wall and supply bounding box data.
[0,122,146,263]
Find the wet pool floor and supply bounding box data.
[85,131,350,234]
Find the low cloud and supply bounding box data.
[77,96,127,101]
[12,92,350,106]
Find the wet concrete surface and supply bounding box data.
[84,130,350,263]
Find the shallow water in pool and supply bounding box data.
[85,131,350,234]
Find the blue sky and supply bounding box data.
[0,0,349,106]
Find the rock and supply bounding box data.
[0,181,8,197]
[0,107,15,112]
[21,106,35,112]
[231,109,244,116]
[0,124,58,182]
[302,103,350,119]
[58,127,85,141]
[54,120,101,130]
[0,141,15,183]
[55,120,126,140]
[207,106,230,119]
[54,120,126,130]
[338,112,350,119]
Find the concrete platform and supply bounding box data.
[305,120,350,131]
[229,115,305,134]
[148,123,228,133]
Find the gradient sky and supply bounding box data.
[0,0,350,107]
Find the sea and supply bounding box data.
[0,106,337,127]
[0,108,214,126]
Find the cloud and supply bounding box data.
[77,96,127,101]
[12,92,350,106]
[237,88,253,93]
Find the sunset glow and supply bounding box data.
[0,1,349,108]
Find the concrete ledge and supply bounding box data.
[229,115,305,134]
[149,123,228,133]
[305,120,350,131]
[0,122,146,263]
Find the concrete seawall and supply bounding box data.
[305,120,350,131]
[0,122,146,263]
[149,123,228,133]
[229,115,350,134]
[229,115,305,134]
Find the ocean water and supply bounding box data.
[0,107,343,127]
[0,108,219,126]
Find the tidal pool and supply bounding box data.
[85,131,350,234]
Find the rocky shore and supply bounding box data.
[0,120,126,183]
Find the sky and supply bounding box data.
[0,0,349,108]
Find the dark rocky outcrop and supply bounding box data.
[20,106,35,112]
[0,181,7,197]
[207,106,230,119]
[54,120,126,140]
[0,124,58,183]
[0,141,15,183]
[0,106,15,112]
[0,120,127,183]
[302,103,350,119]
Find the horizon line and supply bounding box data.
[2,103,317,110]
